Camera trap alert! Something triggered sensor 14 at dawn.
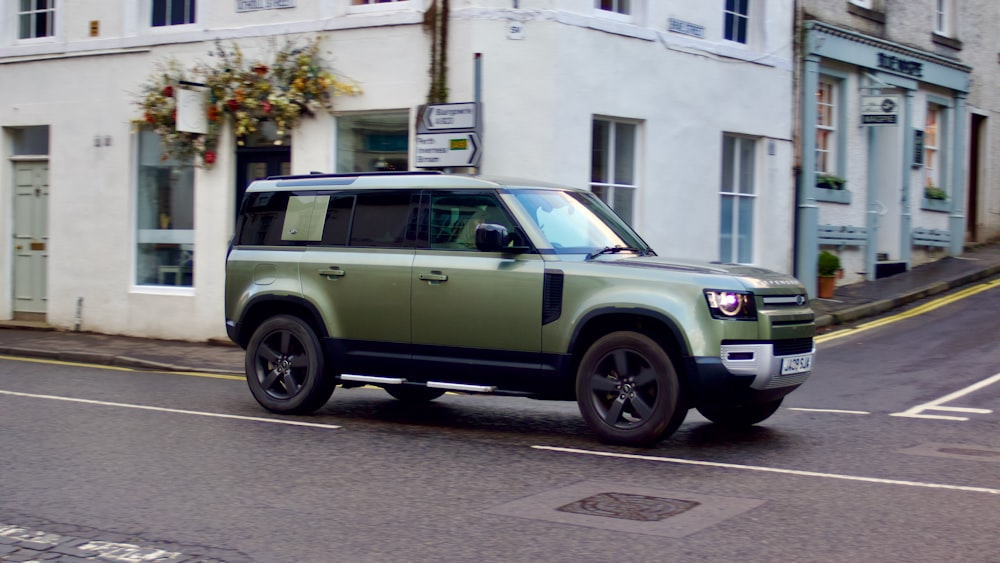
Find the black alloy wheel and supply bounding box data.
[576,331,686,446]
[245,315,334,414]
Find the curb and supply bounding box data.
[0,346,244,377]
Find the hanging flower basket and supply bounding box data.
[135,37,361,168]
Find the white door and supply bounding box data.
[12,161,48,315]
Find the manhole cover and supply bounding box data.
[936,447,1000,458]
[557,492,699,522]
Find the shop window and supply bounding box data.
[335,110,409,173]
[724,0,749,44]
[591,118,638,226]
[720,135,756,264]
[136,129,195,287]
[924,104,949,197]
[18,0,55,39]
[151,0,196,27]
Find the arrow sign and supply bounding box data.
[421,102,478,131]
[415,132,481,168]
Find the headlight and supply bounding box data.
[704,290,756,320]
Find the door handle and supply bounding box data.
[319,268,346,279]
[418,272,448,282]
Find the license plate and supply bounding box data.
[780,353,813,375]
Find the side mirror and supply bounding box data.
[475,223,512,252]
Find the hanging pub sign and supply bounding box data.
[861,94,900,125]
[175,86,208,134]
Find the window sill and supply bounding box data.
[847,3,886,24]
[921,198,951,212]
[931,33,963,50]
[816,187,851,204]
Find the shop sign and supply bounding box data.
[176,87,207,134]
[236,0,296,13]
[861,94,900,125]
[876,52,923,78]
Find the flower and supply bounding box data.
[135,37,360,169]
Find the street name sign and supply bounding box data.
[415,132,481,168]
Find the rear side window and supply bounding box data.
[236,190,418,248]
[349,192,419,248]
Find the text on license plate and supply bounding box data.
[780,353,813,375]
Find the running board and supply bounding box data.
[339,374,405,385]
[427,381,497,393]
[338,374,496,394]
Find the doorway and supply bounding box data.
[236,147,291,219]
[12,160,49,319]
[967,114,986,243]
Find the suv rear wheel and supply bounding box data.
[245,315,335,414]
[576,331,687,446]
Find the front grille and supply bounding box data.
[766,372,810,389]
[773,338,814,356]
[761,294,808,307]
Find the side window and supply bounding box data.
[321,195,355,246]
[349,192,418,248]
[428,193,514,250]
[237,192,290,246]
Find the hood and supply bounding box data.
[609,254,806,290]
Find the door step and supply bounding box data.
[875,260,907,279]
[338,373,497,393]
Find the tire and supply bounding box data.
[245,315,334,414]
[576,331,687,447]
[696,398,783,427]
[384,385,446,403]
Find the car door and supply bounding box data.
[410,191,545,387]
[299,190,418,376]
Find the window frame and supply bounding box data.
[719,134,757,265]
[595,0,633,23]
[723,0,750,44]
[16,0,57,42]
[347,0,413,14]
[141,0,201,33]
[923,97,952,197]
[590,117,640,227]
[150,0,197,28]
[934,0,955,37]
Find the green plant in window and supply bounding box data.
[924,186,948,200]
[816,174,846,190]
[135,36,361,168]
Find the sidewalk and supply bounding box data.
[1,240,999,376]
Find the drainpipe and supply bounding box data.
[899,89,915,268]
[949,92,968,255]
[797,46,820,298]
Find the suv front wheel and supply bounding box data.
[245,315,335,414]
[576,331,687,446]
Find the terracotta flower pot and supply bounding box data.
[817,275,836,299]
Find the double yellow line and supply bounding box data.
[816,277,1000,344]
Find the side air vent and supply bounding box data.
[542,270,565,325]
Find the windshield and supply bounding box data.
[510,189,650,255]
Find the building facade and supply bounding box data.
[1,0,797,341]
[795,0,1000,295]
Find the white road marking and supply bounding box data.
[532,446,1000,495]
[891,372,1000,421]
[788,407,871,415]
[0,389,341,429]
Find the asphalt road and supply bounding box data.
[1,281,998,562]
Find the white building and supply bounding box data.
[0,0,796,341]
[795,0,1000,295]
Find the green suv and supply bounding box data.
[225,172,815,446]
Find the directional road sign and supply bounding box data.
[415,132,481,168]
[420,102,478,131]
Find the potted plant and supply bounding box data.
[816,174,846,191]
[817,250,840,299]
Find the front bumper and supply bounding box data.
[720,342,814,390]
[685,341,814,405]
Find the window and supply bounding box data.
[591,118,638,225]
[18,0,55,40]
[152,0,196,27]
[934,0,954,36]
[816,81,837,176]
[719,135,756,264]
[351,0,409,5]
[724,0,749,44]
[597,0,630,15]
[136,129,195,287]
[925,104,948,193]
[349,192,418,248]
[429,194,516,250]
[850,0,873,8]
[336,111,409,173]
